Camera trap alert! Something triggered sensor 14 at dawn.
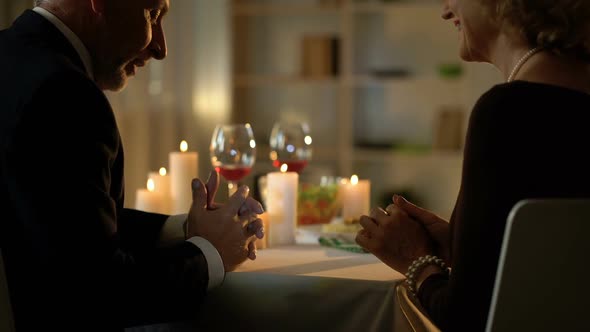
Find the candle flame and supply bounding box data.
[249,139,256,149]
[147,178,155,192]
[180,140,188,152]
[269,151,277,161]
[159,167,167,176]
[280,163,288,173]
[350,175,359,185]
[304,135,313,145]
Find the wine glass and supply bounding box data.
[269,121,312,173]
[210,124,257,196]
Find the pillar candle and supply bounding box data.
[148,167,172,214]
[169,140,198,214]
[266,164,299,246]
[135,179,164,213]
[342,175,371,222]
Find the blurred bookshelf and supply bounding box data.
[232,3,341,16]
[234,74,339,86]
[229,0,498,215]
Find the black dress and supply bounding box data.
[418,81,590,331]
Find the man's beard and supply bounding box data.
[94,61,128,92]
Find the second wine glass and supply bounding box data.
[269,121,312,173]
[210,123,257,196]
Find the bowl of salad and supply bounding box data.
[298,182,341,225]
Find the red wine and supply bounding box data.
[272,160,308,173]
[216,166,252,181]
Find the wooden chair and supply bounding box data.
[396,282,441,332]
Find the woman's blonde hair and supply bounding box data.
[491,0,590,60]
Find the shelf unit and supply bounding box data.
[232,3,341,15]
[234,74,339,87]
[229,0,494,216]
[350,1,440,13]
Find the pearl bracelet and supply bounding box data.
[405,255,450,296]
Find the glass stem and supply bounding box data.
[228,181,238,197]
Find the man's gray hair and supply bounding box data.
[34,0,46,6]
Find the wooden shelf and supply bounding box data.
[352,147,462,163]
[234,75,340,87]
[346,75,464,87]
[231,1,439,16]
[349,1,440,13]
[234,74,463,87]
[347,75,411,86]
[255,144,339,162]
[232,4,341,16]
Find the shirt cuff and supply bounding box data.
[186,236,225,290]
[159,214,188,247]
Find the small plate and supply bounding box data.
[320,231,357,244]
[296,224,359,244]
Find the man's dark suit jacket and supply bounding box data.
[0,10,209,331]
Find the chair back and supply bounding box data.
[0,249,15,332]
[485,199,590,332]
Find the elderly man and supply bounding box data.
[0,0,263,330]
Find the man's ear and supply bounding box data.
[89,0,105,15]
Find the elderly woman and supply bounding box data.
[356,1,590,331]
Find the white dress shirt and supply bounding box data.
[32,6,225,289]
[160,215,225,289]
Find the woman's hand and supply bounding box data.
[393,195,451,265]
[355,205,433,274]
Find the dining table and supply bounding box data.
[128,243,410,332]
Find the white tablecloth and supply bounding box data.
[235,244,404,281]
[129,245,408,332]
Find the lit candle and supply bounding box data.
[341,175,371,222]
[266,164,299,246]
[148,167,172,214]
[135,179,164,213]
[169,140,198,214]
